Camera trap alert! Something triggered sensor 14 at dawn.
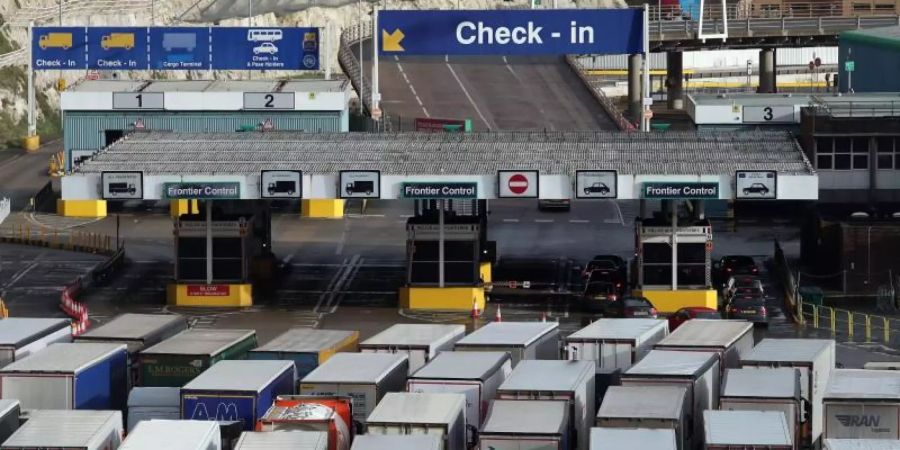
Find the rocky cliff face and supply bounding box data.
[0,0,624,147]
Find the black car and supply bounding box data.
[605,296,658,318]
[715,255,759,284]
[583,255,628,281]
[489,258,576,300]
[743,183,770,196]
[726,294,768,325]
[584,182,610,195]
[581,281,619,313]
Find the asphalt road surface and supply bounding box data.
[356,40,617,130]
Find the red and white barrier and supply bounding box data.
[60,278,90,336]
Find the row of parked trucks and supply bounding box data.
[0,315,896,449]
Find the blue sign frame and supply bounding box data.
[210,27,319,70]
[87,27,148,70]
[32,27,86,69]
[378,9,643,56]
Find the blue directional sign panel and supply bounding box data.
[210,27,319,70]
[149,27,210,70]
[378,9,643,56]
[32,27,86,69]
[88,27,148,70]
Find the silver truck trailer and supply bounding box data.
[824,439,900,450]
[565,318,668,371]
[597,385,689,450]
[350,435,443,450]
[1,410,124,450]
[590,428,678,450]
[365,392,467,450]
[233,431,328,450]
[119,420,221,450]
[653,320,753,372]
[0,318,71,367]
[479,399,570,450]
[741,338,835,448]
[496,360,595,450]
[454,322,559,367]
[621,350,720,449]
[720,367,803,448]
[823,369,900,440]
[703,410,793,450]
[360,324,465,374]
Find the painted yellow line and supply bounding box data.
[685,81,828,88]
[586,69,696,76]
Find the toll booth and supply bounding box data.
[633,213,717,312]
[401,201,489,310]
[169,200,272,306]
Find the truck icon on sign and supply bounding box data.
[345,180,375,196]
[39,33,73,49]
[268,181,296,196]
[108,183,136,196]
[162,33,197,52]
[101,33,135,50]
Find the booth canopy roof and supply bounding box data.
[73,131,815,176]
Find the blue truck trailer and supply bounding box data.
[181,360,295,431]
[0,342,128,410]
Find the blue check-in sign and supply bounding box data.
[378,9,643,56]
[210,27,319,70]
[88,27,148,70]
[32,27,86,69]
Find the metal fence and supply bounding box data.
[0,198,9,227]
[799,301,900,346]
[565,55,637,132]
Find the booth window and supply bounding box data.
[877,137,898,169]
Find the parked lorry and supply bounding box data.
[565,318,668,371]
[479,399,570,450]
[741,339,835,448]
[590,428,678,450]
[0,342,127,410]
[77,314,188,386]
[407,351,511,428]
[454,322,559,367]
[258,395,353,450]
[823,369,900,440]
[0,400,20,444]
[597,385,689,450]
[181,360,295,431]
[127,386,180,431]
[249,328,358,379]
[350,435,443,450]
[300,352,408,426]
[824,439,900,450]
[653,320,753,373]
[0,409,124,450]
[720,367,803,448]
[138,328,258,387]
[0,318,71,367]
[360,324,464,374]
[119,420,221,450]
[704,410,793,450]
[497,360,595,450]
[621,350,720,449]
[233,431,328,450]
[365,392,467,450]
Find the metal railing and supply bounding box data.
[799,301,900,346]
[649,2,898,21]
[565,55,637,132]
[808,99,900,118]
[339,22,373,115]
[0,198,9,227]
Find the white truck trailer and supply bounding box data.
[741,338,835,448]
[703,410,793,450]
[300,352,408,426]
[365,392,467,450]
[653,320,753,372]
[720,367,803,448]
[621,350,720,449]
[233,431,328,450]
[454,322,559,367]
[1,410,124,450]
[597,385,690,450]
[564,318,668,371]
[407,351,511,428]
[360,324,464,374]
[349,435,443,450]
[119,420,221,450]
[590,428,678,450]
[0,318,71,367]
[478,399,570,450]
[496,360,595,450]
[823,368,900,440]
[824,439,900,450]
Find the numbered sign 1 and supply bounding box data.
[112,92,164,110]
[243,92,295,110]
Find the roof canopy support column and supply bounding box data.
[758,48,776,94]
[666,51,684,110]
[629,53,642,122]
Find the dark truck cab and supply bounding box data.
[345,180,375,196]
[109,182,136,195]
[268,181,296,195]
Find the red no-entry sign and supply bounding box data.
[508,173,529,195]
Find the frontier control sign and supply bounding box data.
[379,9,643,56]
[643,182,720,199]
[163,182,241,199]
[402,182,477,199]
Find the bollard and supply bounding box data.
[830,308,836,334]
[885,317,891,343]
[813,305,819,329]
[847,311,854,338]
[865,315,871,342]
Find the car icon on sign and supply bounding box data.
[584,181,611,195]
[253,42,278,55]
[743,183,770,195]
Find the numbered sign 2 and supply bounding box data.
[243,92,295,110]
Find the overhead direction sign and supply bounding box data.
[736,170,777,199]
[643,182,719,199]
[260,170,302,199]
[88,27,147,70]
[498,170,539,198]
[340,171,381,199]
[32,27,86,69]
[402,182,478,199]
[101,171,143,200]
[163,182,241,199]
[576,170,617,199]
[210,27,319,70]
[378,9,643,56]
[149,27,210,70]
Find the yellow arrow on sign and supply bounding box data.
[382,29,405,52]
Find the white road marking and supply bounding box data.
[446,62,491,130]
[603,218,621,224]
[394,55,430,117]
[502,218,519,223]
[335,219,350,255]
[615,201,625,225]
[502,56,555,131]
[535,219,554,223]
[2,261,40,289]
[569,219,590,223]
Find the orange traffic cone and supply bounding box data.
[495,305,502,322]
[471,298,482,318]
